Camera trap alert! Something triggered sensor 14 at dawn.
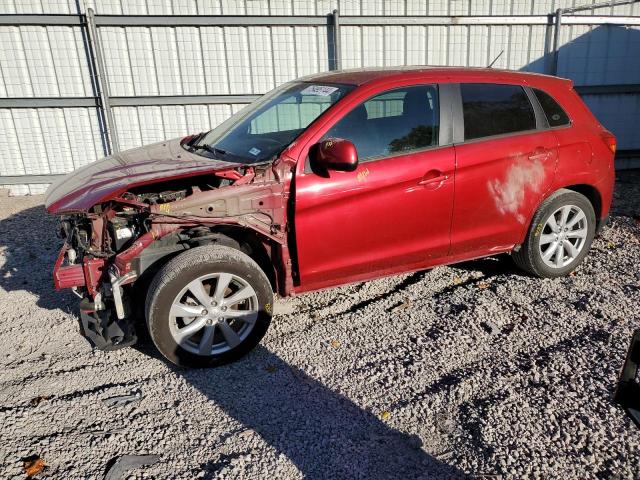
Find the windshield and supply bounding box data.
[192,82,355,164]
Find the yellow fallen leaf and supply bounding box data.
[380,410,391,421]
[477,281,490,290]
[453,276,463,285]
[330,340,341,349]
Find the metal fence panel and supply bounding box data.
[583,93,640,149]
[557,24,640,85]
[2,0,640,16]
[111,103,247,151]
[0,25,92,97]
[0,107,103,177]
[338,23,554,71]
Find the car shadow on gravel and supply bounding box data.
[1,204,466,478]
[136,343,470,479]
[450,254,520,278]
[0,204,77,312]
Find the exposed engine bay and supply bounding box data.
[53,159,294,351]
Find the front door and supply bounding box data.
[293,83,456,292]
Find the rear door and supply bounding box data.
[293,83,456,291]
[450,83,558,256]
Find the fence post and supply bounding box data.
[551,8,563,75]
[86,8,120,153]
[543,13,555,75]
[75,2,110,157]
[328,9,341,71]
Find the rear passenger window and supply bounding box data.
[461,84,536,141]
[533,88,571,127]
[323,85,439,161]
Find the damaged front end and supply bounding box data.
[50,158,293,351]
[54,212,133,349]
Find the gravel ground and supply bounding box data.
[0,172,639,479]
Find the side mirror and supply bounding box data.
[313,138,358,172]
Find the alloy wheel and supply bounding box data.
[538,204,588,269]
[168,272,259,355]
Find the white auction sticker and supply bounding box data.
[301,85,339,96]
[248,147,261,156]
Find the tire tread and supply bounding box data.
[145,245,273,367]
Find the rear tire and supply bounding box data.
[145,245,273,368]
[513,189,596,278]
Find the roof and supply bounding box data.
[301,66,571,88]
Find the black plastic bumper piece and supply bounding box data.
[615,329,640,428]
[79,298,137,351]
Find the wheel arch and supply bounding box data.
[190,225,278,293]
[562,184,602,221]
[132,225,281,310]
[519,183,602,245]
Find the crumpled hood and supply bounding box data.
[45,138,242,214]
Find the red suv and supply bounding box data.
[45,67,616,367]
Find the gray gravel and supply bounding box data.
[0,172,639,479]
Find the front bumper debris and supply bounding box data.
[53,244,139,351]
[615,329,640,428]
[52,244,105,296]
[79,298,137,351]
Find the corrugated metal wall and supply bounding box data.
[1,0,639,195]
[4,0,637,15]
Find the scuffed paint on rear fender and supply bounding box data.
[487,154,546,224]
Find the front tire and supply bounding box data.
[513,189,596,278]
[145,245,273,368]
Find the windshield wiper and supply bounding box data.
[190,143,226,157]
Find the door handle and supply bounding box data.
[418,171,449,187]
[529,149,550,162]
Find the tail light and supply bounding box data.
[601,131,617,155]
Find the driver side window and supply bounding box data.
[322,84,440,162]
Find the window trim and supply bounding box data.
[336,141,452,166]
[454,82,542,144]
[524,86,549,130]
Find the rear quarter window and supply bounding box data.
[532,88,571,127]
[461,83,536,141]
